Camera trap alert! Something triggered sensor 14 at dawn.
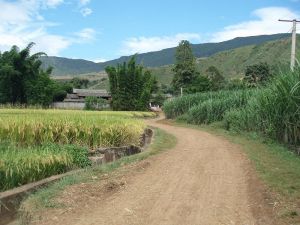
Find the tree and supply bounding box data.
[105,57,156,111]
[244,62,271,86]
[206,66,225,90]
[152,91,166,106]
[172,40,198,91]
[70,77,89,88]
[185,75,212,94]
[0,43,62,106]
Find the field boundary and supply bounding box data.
[18,127,176,225]
[0,128,154,225]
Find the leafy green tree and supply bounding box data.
[152,91,166,106]
[26,72,56,106]
[185,75,212,94]
[105,57,156,111]
[172,40,198,91]
[244,62,271,86]
[70,77,89,88]
[0,43,63,106]
[206,66,225,90]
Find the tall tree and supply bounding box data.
[0,43,63,106]
[106,57,156,111]
[172,40,198,91]
[244,62,271,86]
[206,66,225,90]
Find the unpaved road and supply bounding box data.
[27,118,276,225]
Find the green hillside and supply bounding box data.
[150,36,300,85]
[51,35,300,89]
[42,33,289,76]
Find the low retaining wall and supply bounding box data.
[0,128,153,225]
[89,128,153,165]
[52,102,85,109]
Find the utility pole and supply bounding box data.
[279,19,300,71]
[180,87,183,97]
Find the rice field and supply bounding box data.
[0,109,155,191]
[0,109,154,148]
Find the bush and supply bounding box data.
[84,96,108,110]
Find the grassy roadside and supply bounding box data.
[173,120,300,223]
[19,128,176,223]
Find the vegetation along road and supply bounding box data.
[27,116,277,225]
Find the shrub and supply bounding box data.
[84,96,108,110]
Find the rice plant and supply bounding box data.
[0,109,152,148]
[0,109,153,191]
[0,143,90,191]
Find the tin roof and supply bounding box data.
[72,88,111,97]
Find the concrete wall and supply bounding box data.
[52,102,85,109]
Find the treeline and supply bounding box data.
[0,43,71,106]
[169,40,273,95]
[0,43,99,107]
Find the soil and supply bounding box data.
[24,117,280,225]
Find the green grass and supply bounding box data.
[0,109,156,191]
[19,128,176,216]
[0,144,90,191]
[163,89,253,121]
[151,36,300,82]
[225,68,300,145]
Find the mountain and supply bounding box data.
[41,33,290,76]
[150,35,300,85]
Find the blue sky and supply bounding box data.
[0,0,299,62]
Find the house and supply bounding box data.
[52,88,111,109]
[70,89,111,100]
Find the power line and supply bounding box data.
[279,19,300,71]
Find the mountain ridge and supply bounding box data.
[41,33,290,76]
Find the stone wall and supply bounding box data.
[89,128,153,165]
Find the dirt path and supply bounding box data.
[28,118,277,225]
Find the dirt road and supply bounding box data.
[28,118,276,225]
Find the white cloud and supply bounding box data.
[0,0,69,55]
[80,7,93,17]
[121,33,201,55]
[211,7,300,42]
[0,0,97,56]
[45,0,64,8]
[92,58,107,63]
[75,28,96,42]
[79,0,90,6]
[78,0,92,17]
